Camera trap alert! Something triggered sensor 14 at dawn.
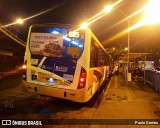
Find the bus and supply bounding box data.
[22,23,111,103]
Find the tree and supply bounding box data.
[106,47,127,60]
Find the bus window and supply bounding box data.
[90,40,98,67]
[97,49,105,66]
[29,27,85,61]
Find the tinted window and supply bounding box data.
[90,39,98,67]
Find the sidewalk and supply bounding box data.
[94,74,160,119]
[104,75,135,102]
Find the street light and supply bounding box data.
[143,0,160,24]
[132,0,160,28]
[104,6,130,82]
[104,6,112,13]
[16,18,24,24]
[0,18,26,47]
[125,47,128,51]
[80,22,89,29]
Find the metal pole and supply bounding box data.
[115,9,130,82]
[144,55,146,84]
[127,19,130,82]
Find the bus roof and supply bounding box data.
[30,23,79,30]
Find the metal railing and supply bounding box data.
[145,70,160,91]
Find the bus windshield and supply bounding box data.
[29,27,85,59]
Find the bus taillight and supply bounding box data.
[21,61,27,80]
[78,67,86,89]
[22,64,27,69]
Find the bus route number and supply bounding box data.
[68,31,79,38]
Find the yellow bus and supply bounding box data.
[22,24,111,103]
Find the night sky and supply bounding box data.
[0,0,160,53]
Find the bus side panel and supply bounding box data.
[80,29,95,101]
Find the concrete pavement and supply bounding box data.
[91,74,160,125]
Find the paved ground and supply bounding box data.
[99,75,160,119]
[87,75,160,128]
[0,72,160,128]
[46,74,160,128]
